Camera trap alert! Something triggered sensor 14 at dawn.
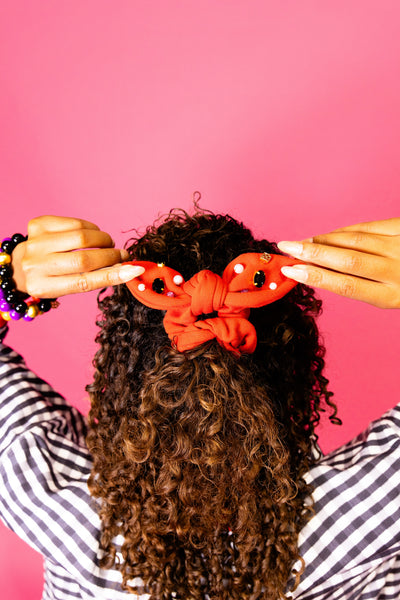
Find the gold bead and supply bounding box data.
[157,262,165,268]
[0,253,11,265]
[1,311,11,321]
[27,305,39,318]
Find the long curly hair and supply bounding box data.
[86,208,339,600]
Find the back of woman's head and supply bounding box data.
[86,208,338,600]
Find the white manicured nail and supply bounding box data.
[281,265,309,283]
[118,265,145,282]
[277,241,304,257]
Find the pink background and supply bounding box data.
[1,2,400,597]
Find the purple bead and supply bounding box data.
[0,300,10,311]
[23,314,34,322]
[0,289,5,300]
[1,237,12,244]
[10,309,22,320]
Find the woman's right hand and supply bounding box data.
[11,216,144,299]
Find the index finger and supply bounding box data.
[28,216,100,237]
[40,264,145,297]
[331,217,400,236]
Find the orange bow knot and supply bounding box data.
[183,270,228,316]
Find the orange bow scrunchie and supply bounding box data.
[124,253,301,354]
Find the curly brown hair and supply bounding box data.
[86,208,339,600]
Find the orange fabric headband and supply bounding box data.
[124,253,300,354]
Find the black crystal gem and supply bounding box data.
[14,302,27,315]
[0,265,12,278]
[38,299,52,313]
[152,278,165,294]
[253,270,266,288]
[1,239,16,255]
[11,233,27,245]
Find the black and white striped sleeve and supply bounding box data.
[292,401,400,599]
[0,327,95,574]
[0,327,147,599]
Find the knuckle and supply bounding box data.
[312,235,328,245]
[19,254,40,281]
[360,222,374,233]
[306,267,324,287]
[343,253,363,272]
[105,269,119,285]
[70,218,86,230]
[305,243,321,260]
[350,231,366,245]
[25,280,43,298]
[76,276,90,292]
[383,287,400,309]
[74,230,89,248]
[70,253,85,271]
[337,277,357,298]
[71,252,91,272]
[27,216,45,237]
[389,236,400,255]
[21,257,34,278]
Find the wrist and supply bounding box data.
[0,233,57,322]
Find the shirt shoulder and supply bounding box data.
[293,403,400,598]
[0,326,88,454]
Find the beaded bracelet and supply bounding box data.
[0,233,58,322]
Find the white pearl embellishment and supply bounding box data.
[138,283,146,291]
[173,275,184,285]
[234,263,244,274]
[269,282,277,290]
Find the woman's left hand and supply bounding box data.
[277,218,400,309]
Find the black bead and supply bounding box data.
[1,279,14,292]
[11,233,27,245]
[1,239,16,255]
[14,302,27,315]
[253,270,266,288]
[38,299,52,312]
[152,278,165,294]
[5,290,19,306]
[0,265,12,278]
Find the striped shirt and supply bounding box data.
[0,326,399,600]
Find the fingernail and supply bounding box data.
[281,265,309,283]
[118,265,145,282]
[277,241,304,257]
[120,249,130,261]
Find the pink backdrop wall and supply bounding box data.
[1,2,400,598]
